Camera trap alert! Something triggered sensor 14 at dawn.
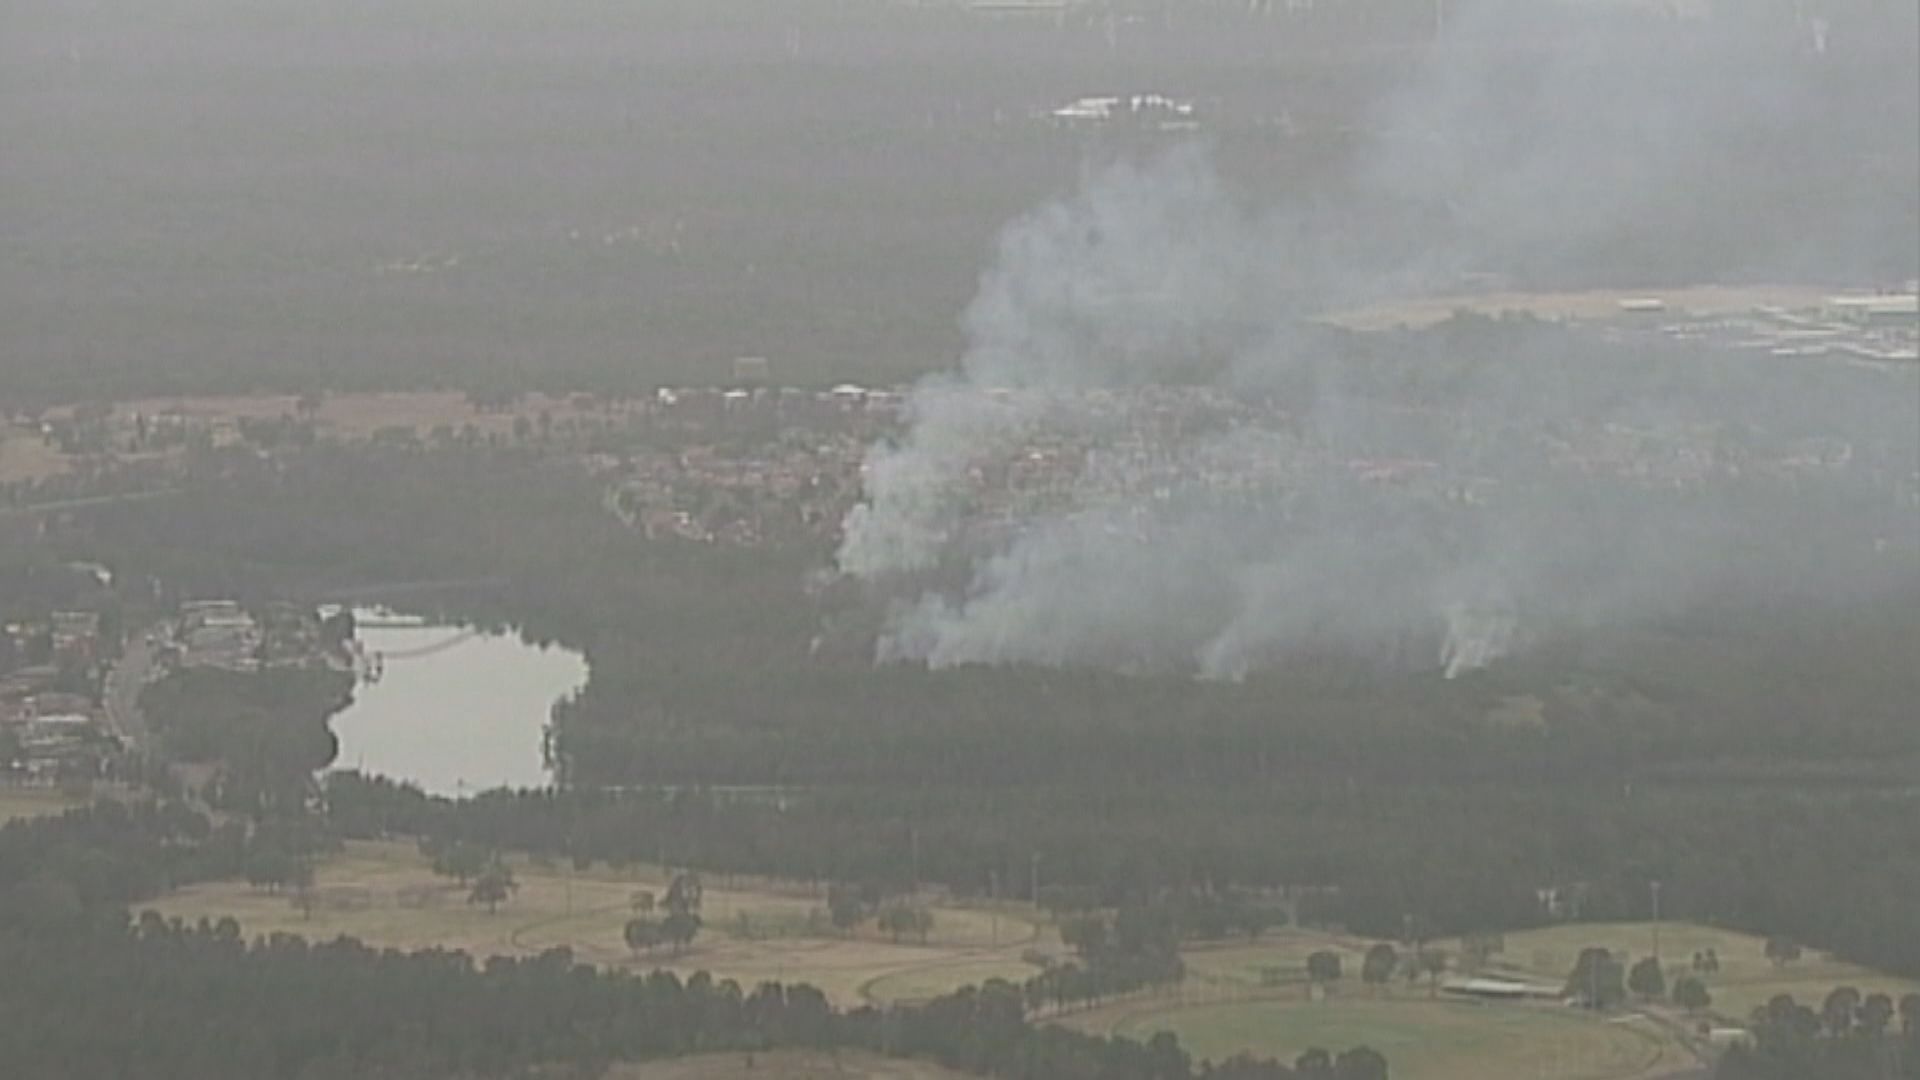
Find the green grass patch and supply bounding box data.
[1110,998,1683,1080]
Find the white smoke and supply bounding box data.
[834,1,1920,680]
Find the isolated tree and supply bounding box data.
[827,883,868,933]
[663,871,702,916]
[1763,937,1803,968]
[288,859,318,921]
[1060,914,1109,958]
[1361,943,1398,995]
[434,842,490,886]
[629,888,655,916]
[1899,993,1920,1038]
[1307,951,1343,995]
[883,899,936,941]
[1628,956,1667,1003]
[468,861,517,914]
[1565,948,1627,1010]
[1673,976,1711,1014]
[1334,1046,1389,1080]
[1857,992,1893,1037]
[661,910,702,955]
[1821,986,1861,1038]
[622,917,660,957]
[246,844,295,892]
[878,904,933,944]
[1461,931,1504,971]
[1418,949,1450,997]
[878,904,910,944]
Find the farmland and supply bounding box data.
[1498,922,1920,1022]
[603,1050,974,1080]
[139,835,1919,1078]
[1094,997,1686,1080]
[143,840,1049,1007]
[0,786,81,824]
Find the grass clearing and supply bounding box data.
[1181,932,1371,990]
[603,1050,973,1079]
[0,786,83,824]
[860,958,1044,1005]
[1318,284,1838,331]
[143,840,1045,1007]
[1499,922,1920,1021]
[1100,997,1685,1080]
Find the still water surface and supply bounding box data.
[328,619,587,797]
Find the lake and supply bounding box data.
[328,616,588,797]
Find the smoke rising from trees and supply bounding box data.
[837,1,1920,678]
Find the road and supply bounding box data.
[0,489,183,518]
[103,627,163,751]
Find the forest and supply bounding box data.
[27,418,1920,994]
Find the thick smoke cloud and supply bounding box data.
[837,1,1920,678]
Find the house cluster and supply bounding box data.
[1604,291,1919,364]
[598,385,903,547]
[1,611,112,781]
[162,600,329,674]
[599,370,1911,552]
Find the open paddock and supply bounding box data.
[0,786,84,824]
[603,1050,974,1080]
[1317,285,1843,332]
[142,840,1046,1007]
[1071,995,1689,1080]
[1180,931,1371,990]
[1498,922,1920,1022]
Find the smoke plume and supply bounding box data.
[837,1,1920,679]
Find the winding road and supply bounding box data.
[103,626,163,750]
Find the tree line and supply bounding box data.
[0,800,1389,1080]
[323,773,1920,982]
[1716,987,1920,1079]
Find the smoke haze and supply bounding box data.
[837,1,1920,679]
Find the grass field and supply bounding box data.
[139,841,1916,1076]
[1498,922,1920,1022]
[1180,932,1371,990]
[1097,997,1688,1080]
[603,1050,972,1080]
[1317,284,1840,331]
[0,786,83,824]
[143,840,1046,1006]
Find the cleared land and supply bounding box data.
[602,1050,972,1080]
[1098,997,1686,1080]
[1180,932,1371,991]
[1318,284,1841,331]
[1498,922,1920,1021]
[0,786,83,824]
[141,844,1913,1078]
[143,840,1047,1007]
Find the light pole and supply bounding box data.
[1650,880,1663,962]
[989,869,999,948]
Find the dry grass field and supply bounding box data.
[96,390,634,441]
[0,786,83,824]
[1497,922,1920,1022]
[1179,931,1372,991]
[143,840,1048,1007]
[12,391,643,484]
[131,840,1918,1079]
[1058,918,1913,1080]
[1319,284,1840,331]
[1086,995,1689,1080]
[602,1050,973,1080]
